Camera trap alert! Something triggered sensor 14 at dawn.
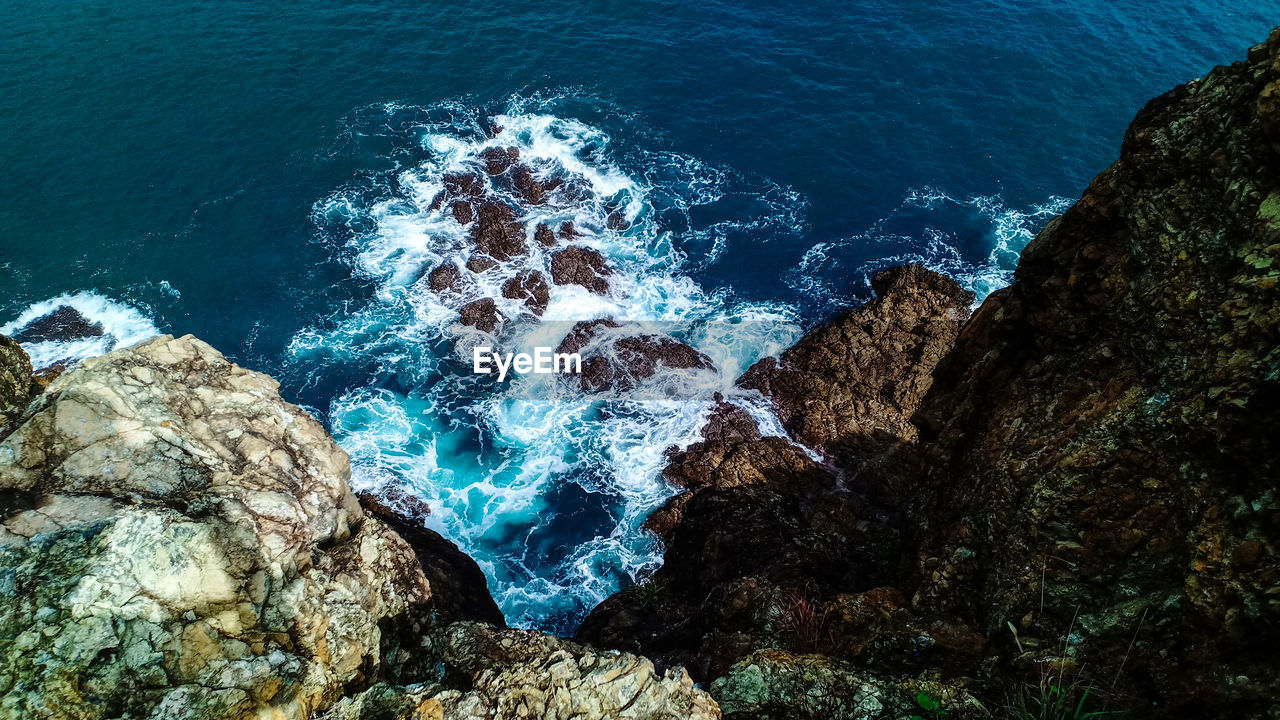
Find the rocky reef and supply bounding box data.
[2,26,1278,720]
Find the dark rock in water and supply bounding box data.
[357,493,506,628]
[427,262,462,292]
[0,335,35,437]
[739,264,972,453]
[470,200,526,261]
[459,298,502,333]
[559,221,577,240]
[10,305,106,344]
[466,255,499,274]
[512,165,547,205]
[896,29,1280,714]
[534,222,557,247]
[550,245,611,294]
[480,146,520,175]
[555,319,713,392]
[661,399,820,492]
[501,270,551,315]
[451,200,474,225]
[429,171,485,212]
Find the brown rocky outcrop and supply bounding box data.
[740,264,972,453]
[428,262,462,293]
[550,246,612,294]
[578,266,970,682]
[479,146,519,176]
[534,222,556,247]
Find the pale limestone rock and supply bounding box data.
[0,335,430,719]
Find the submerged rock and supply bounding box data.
[550,246,612,294]
[9,305,105,344]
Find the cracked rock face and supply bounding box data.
[0,335,35,436]
[0,335,431,719]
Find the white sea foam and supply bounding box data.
[787,187,1071,307]
[290,98,805,630]
[1,291,162,370]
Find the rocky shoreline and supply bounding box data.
[2,27,1278,720]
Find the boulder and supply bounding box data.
[555,320,713,392]
[479,146,519,176]
[427,262,462,293]
[534,223,556,247]
[550,246,611,294]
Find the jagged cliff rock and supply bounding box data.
[0,335,35,436]
[0,335,716,719]
[584,30,1280,718]
[577,266,974,687]
[901,28,1280,714]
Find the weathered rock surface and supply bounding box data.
[459,298,503,333]
[428,263,462,293]
[899,29,1280,715]
[0,335,719,719]
[470,201,525,262]
[0,335,431,719]
[710,650,983,720]
[9,306,105,344]
[555,320,714,392]
[327,623,720,720]
[549,246,611,295]
[740,265,972,453]
[479,147,519,176]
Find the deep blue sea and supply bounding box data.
[3,1,1277,632]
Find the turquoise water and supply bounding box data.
[3,1,1277,631]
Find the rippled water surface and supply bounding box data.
[3,0,1276,630]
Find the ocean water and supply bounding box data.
[3,0,1276,632]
